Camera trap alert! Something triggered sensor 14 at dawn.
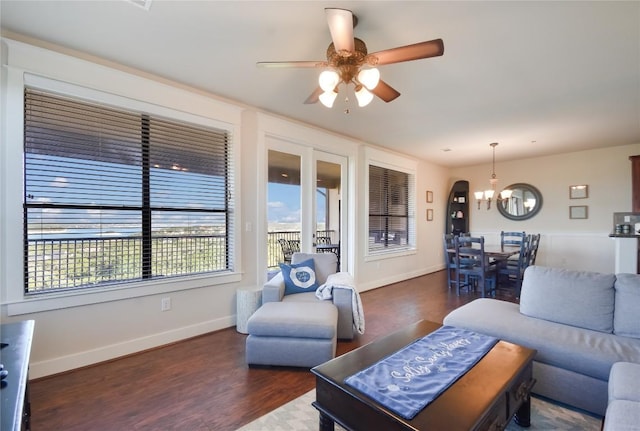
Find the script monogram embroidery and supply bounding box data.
[390,338,472,383]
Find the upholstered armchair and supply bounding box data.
[263,252,355,340]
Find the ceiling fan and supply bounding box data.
[257,8,444,108]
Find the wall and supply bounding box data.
[0,38,450,378]
[3,37,636,378]
[355,147,450,292]
[451,144,640,273]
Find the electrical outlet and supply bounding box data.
[161,297,171,311]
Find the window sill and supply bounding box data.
[365,247,417,261]
[6,272,242,316]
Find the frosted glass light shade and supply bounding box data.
[500,189,513,199]
[358,68,380,90]
[318,70,340,93]
[319,90,338,108]
[355,86,374,107]
[484,189,495,200]
[474,191,485,200]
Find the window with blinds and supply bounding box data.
[23,88,234,293]
[368,165,415,253]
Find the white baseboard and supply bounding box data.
[30,316,235,379]
[358,265,445,293]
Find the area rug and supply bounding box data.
[236,389,602,431]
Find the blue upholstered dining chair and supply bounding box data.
[454,236,497,297]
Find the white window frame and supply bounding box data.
[1,40,243,315]
[364,147,417,259]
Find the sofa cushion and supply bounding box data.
[444,298,640,382]
[280,258,319,295]
[603,400,640,431]
[292,252,337,285]
[519,266,615,333]
[609,362,640,402]
[614,273,640,339]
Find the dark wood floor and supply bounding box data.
[29,270,517,431]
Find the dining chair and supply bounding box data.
[443,234,462,291]
[498,234,530,296]
[527,233,541,266]
[501,231,527,247]
[454,236,497,297]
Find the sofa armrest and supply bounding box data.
[263,272,285,303]
[333,287,354,340]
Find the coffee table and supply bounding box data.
[311,320,536,431]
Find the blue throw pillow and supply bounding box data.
[280,258,319,295]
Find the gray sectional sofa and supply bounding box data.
[443,265,640,417]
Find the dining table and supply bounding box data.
[316,243,340,256]
[483,244,521,261]
[446,244,521,292]
[446,244,520,261]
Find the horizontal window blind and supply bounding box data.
[24,88,234,293]
[368,165,414,253]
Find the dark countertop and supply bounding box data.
[609,233,640,238]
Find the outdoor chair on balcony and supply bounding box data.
[277,238,300,264]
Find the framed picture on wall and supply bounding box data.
[569,185,588,199]
[426,190,433,203]
[570,205,588,219]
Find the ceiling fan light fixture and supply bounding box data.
[319,70,340,93]
[354,85,374,107]
[319,90,338,108]
[357,67,380,90]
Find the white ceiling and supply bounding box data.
[1,1,639,167]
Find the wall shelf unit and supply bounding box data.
[446,180,469,235]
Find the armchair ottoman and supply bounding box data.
[245,301,338,368]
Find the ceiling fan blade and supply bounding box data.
[304,87,323,104]
[326,8,355,53]
[371,80,401,103]
[370,39,444,66]
[257,61,327,68]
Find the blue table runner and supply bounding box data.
[344,325,498,420]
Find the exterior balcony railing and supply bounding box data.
[25,230,336,293]
[266,230,335,269]
[26,234,227,293]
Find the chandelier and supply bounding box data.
[317,38,381,108]
[474,143,511,210]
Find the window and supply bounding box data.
[368,164,415,253]
[23,88,234,294]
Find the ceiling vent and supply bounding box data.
[125,0,152,11]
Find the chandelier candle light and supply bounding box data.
[475,143,511,210]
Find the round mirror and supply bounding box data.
[497,183,543,221]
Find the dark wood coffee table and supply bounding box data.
[311,320,536,431]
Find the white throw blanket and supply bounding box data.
[315,272,365,335]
